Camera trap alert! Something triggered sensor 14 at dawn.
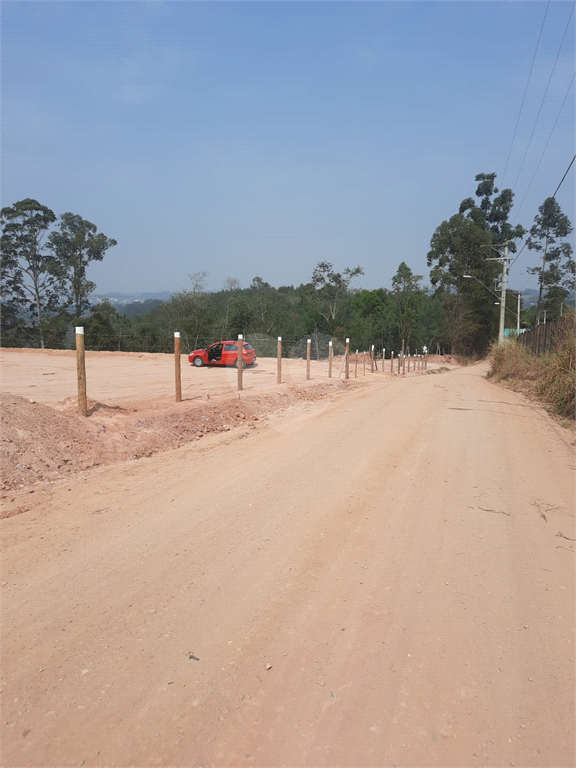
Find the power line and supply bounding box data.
[512,73,575,223]
[509,153,575,270]
[501,1,550,187]
[552,153,576,198]
[511,3,575,195]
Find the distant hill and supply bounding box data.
[90,291,173,307]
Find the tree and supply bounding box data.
[311,261,364,331]
[1,199,58,348]
[391,262,426,352]
[248,276,276,335]
[526,197,574,322]
[220,277,241,337]
[159,273,213,352]
[427,173,525,354]
[459,172,525,247]
[48,213,116,318]
[85,300,126,351]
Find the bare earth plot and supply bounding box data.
[1,349,574,768]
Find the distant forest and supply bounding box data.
[2,175,573,356]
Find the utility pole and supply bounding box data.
[486,242,513,345]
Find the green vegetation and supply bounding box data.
[526,197,574,323]
[2,178,573,357]
[1,199,116,348]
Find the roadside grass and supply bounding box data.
[488,315,575,420]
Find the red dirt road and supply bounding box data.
[1,357,574,767]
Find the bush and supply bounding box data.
[536,331,575,418]
[488,316,575,419]
[488,341,541,382]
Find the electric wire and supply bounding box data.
[512,73,575,223]
[509,153,575,271]
[511,3,574,195]
[501,1,550,187]
[552,153,575,198]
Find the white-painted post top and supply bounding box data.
[346,338,350,343]
[278,336,282,341]
[174,332,180,338]
[307,339,311,343]
[238,334,243,340]
[75,327,84,334]
[329,341,332,347]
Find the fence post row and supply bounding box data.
[76,326,88,417]
[74,332,441,418]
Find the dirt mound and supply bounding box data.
[1,382,348,496]
[1,394,120,491]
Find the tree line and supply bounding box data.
[1,175,573,356]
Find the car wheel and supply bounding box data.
[233,358,246,369]
[192,356,204,367]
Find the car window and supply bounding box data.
[244,344,254,350]
[224,343,236,351]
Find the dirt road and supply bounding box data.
[2,361,574,767]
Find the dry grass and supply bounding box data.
[488,317,575,420]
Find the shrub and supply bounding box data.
[488,314,575,419]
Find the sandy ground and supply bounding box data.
[1,349,574,767]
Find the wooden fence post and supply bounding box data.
[237,334,243,391]
[76,327,87,417]
[382,348,385,373]
[371,345,375,373]
[345,338,350,379]
[391,351,394,374]
[402,353,406,375]
[355,350,358,378]
[277,337,282,384]
[174,332,182,402]
[328,341,333,378]
[306,338,311,380]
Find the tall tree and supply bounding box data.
[459,172,525,247]
[311,261,364,331]
[391,262,426,352]
[427,173,524,354]
[526,197,574,322]
[1,199,58,348]
[48,213,116,318]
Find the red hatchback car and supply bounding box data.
[188,340,257,368]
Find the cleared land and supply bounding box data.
[1,349,574,767]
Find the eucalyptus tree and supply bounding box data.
[48,213,116,319]
[427,173,525,354]
[311,261,364,332]
[526,197,574,321]
[459,173,525,244]
[0,199,58,347]
[391,262,426,352]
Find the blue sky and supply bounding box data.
[2,1,574,295]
